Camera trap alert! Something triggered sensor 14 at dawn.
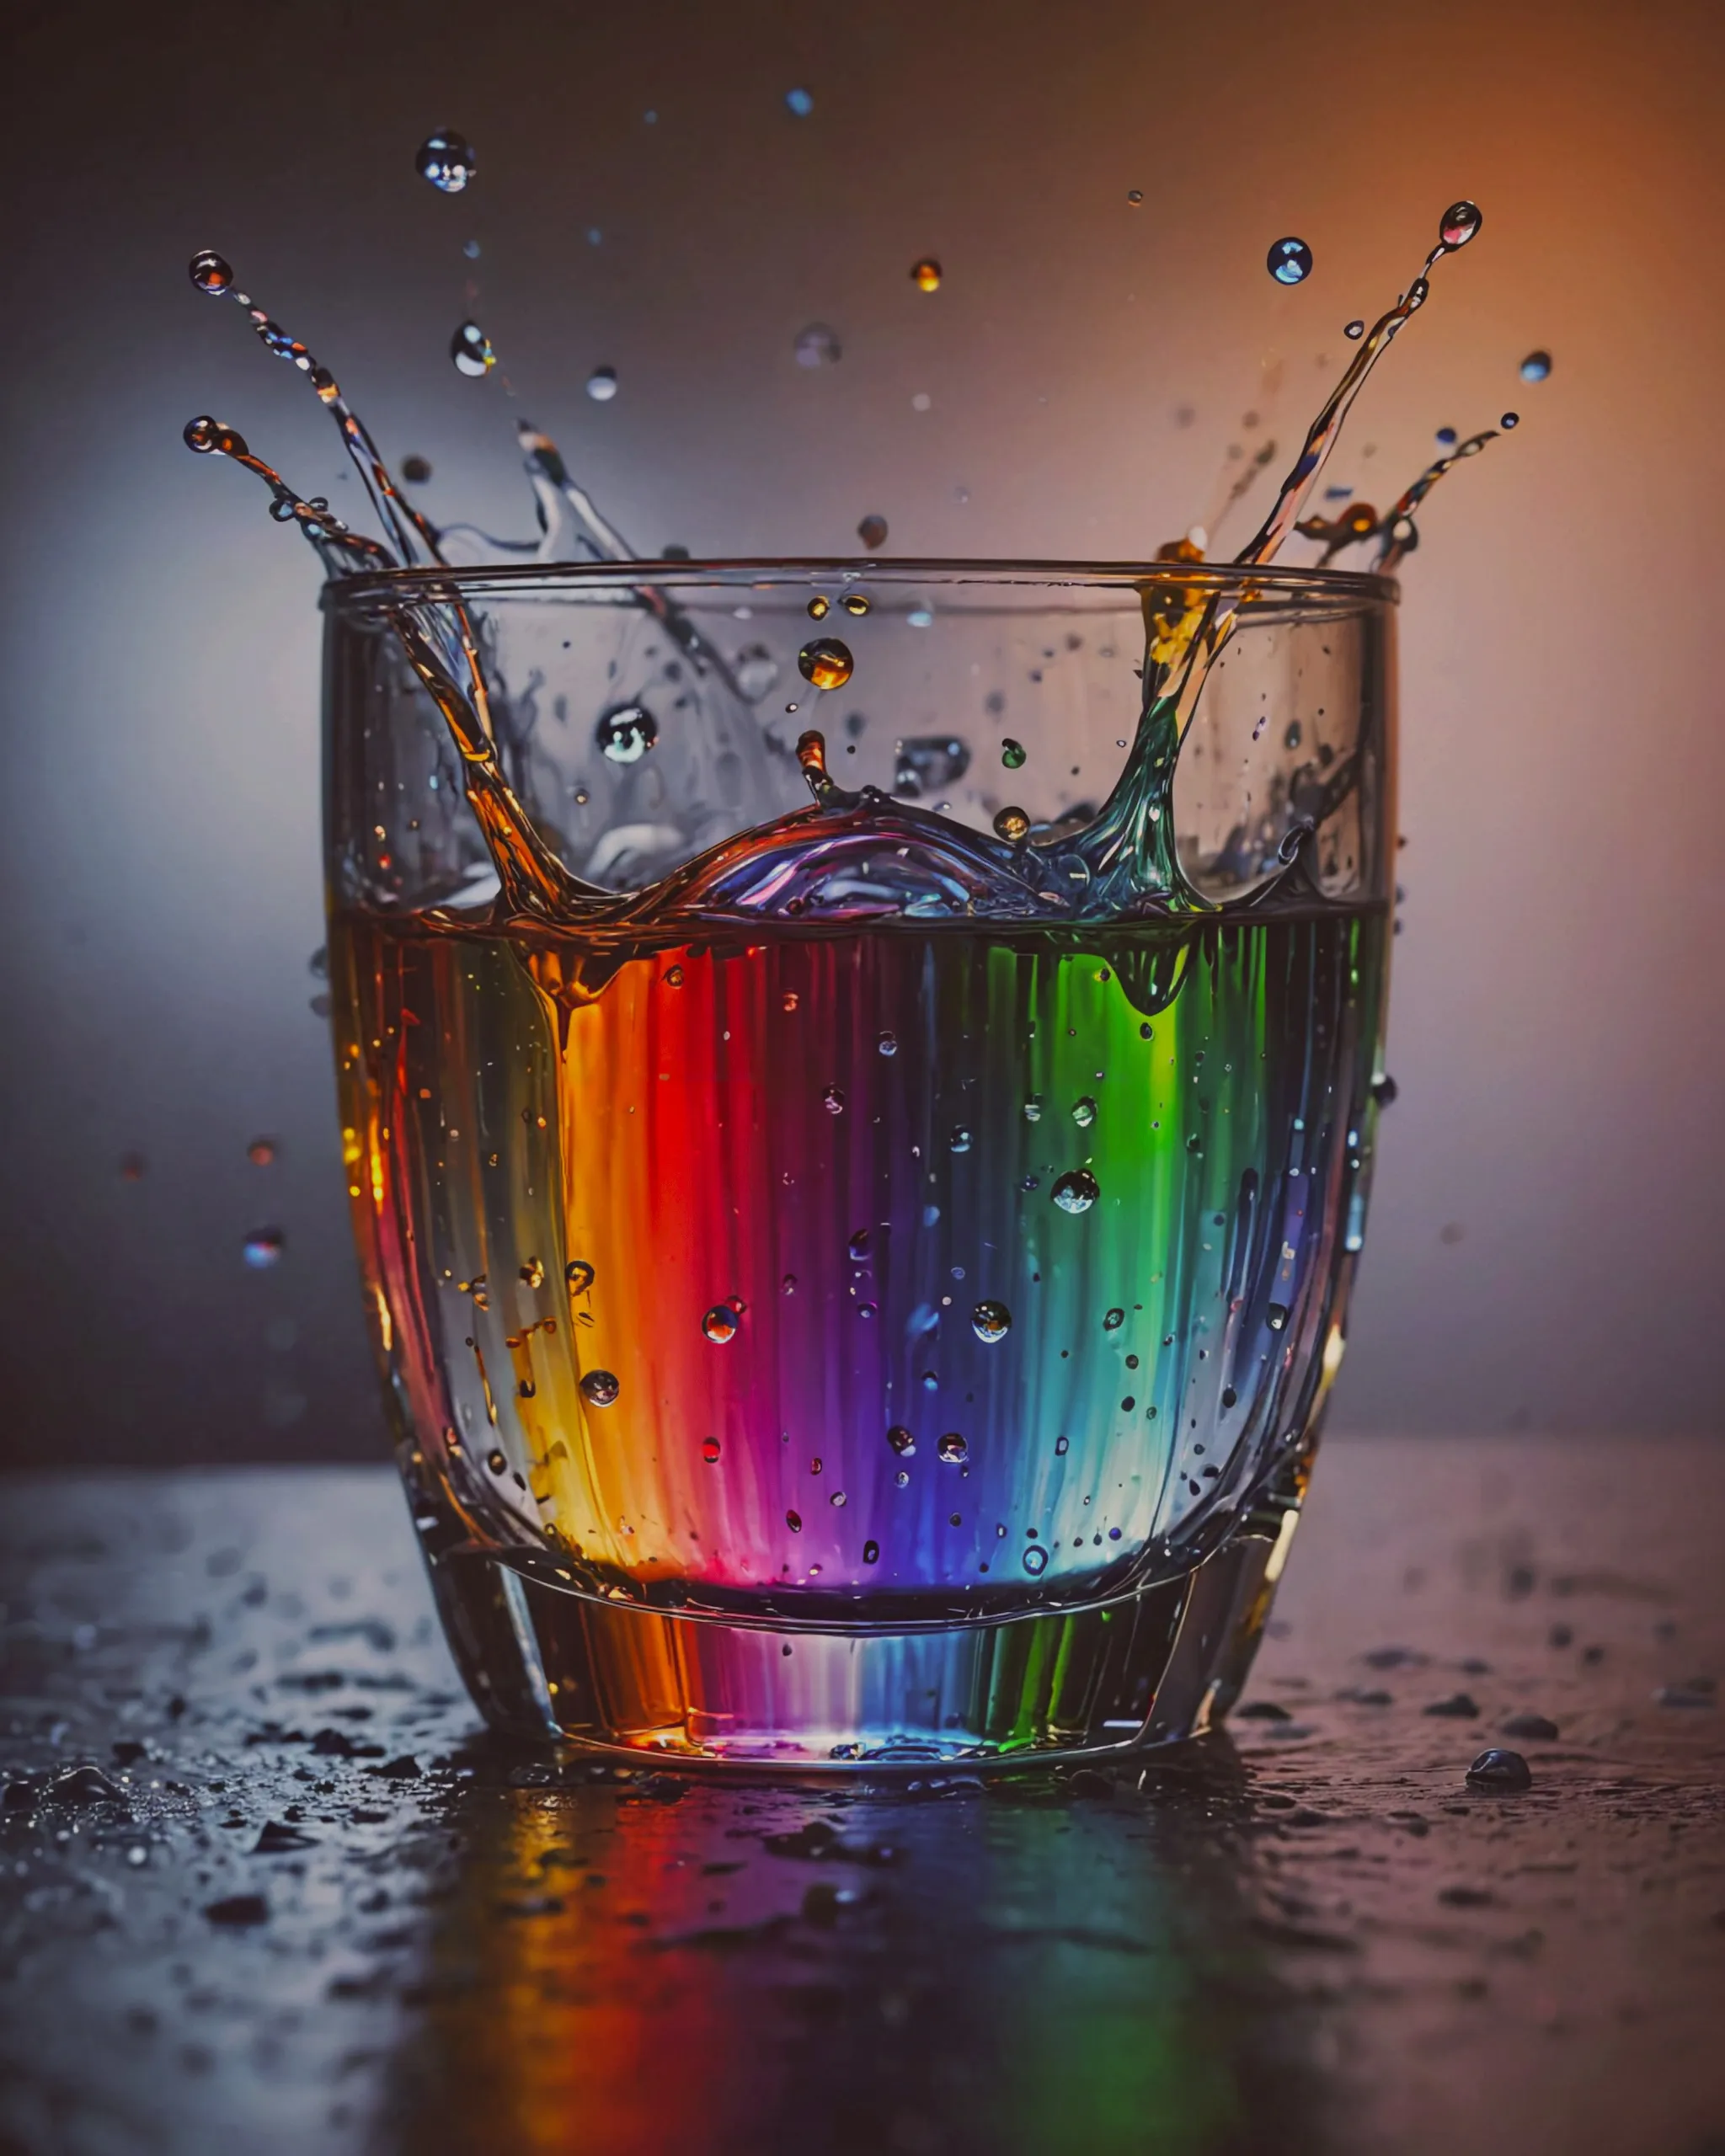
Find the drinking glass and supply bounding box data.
[323,558,1396,1768]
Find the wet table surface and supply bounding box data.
[1,1435,1722,2156]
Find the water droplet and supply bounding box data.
[579,1369,620,1407]
[1439,200,1482,248]
[786,1508,804,1532]
[857,514,889,550]
[1371,1073,1399,1107]
[1052,1170,1099,1214]
[877,1030,898,1057]
[1435,425,1458,447]
[565,1260,595,1295]
[823,1085,846,1115]
[993,805,1030,842]
[805,596,831,622]
[584,365,619,403]
[1466,1746,1531,1792]
[1023,1545,1049,1576]
[595,703,658,763]
[862,1540,880,1564]
[1268,1303,1290,1332]
[519,1257,545,1289]
[971,1300,1012,1343]
[189,249,234,295]
[798,638,854,691]
[846,1229,871,1263]
[487,1447,508,1475]
[702,1305,740,1344]
[663,964,685,987]
[841,593,871,616]
[1071,1096,1097,1129]
[785,86,814,115]
[1127,189,1144,205]
[243,1228,285,1270]
[1000,739,1028,771]
[451,321,495,377]
[949,1125,973,1154]
[416,130,477,192]
[910,257,943,293]
[247,1137,277,1166]
[1221,1385,1238,1409]
[887,1427,916,1459]
[1519,350,1551,383]
[702,1436,722,1464]
[1023,1097,1043,1123]
[1499,410,1519,430]
[795,323,841,369]
[893,735,969,797]
[1267,236,1313,286]
[937,1432,969,1464]
[734,644,780,701]
[399,454,433,485]
[1343,318,1365,339]
[1103,1308,1124,1331]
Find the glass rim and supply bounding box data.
[321,554,1400,616]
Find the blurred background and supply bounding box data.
[3,0,1721,1466]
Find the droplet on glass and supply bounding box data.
[910,257,942,293]
[1052,1170,1099,1214]
[887,1426,916,1457]
[785,87,814,116]
[1023,1545,1049,1576]
[702,1436,722,1464]
[786,1508,804,1531]
[702,1305,740,1344]
[795,323,841,369]
[993,805,1030,842]
[595,703,658,762]
[189,248,234,295]
[1499,410,1519,430]
[1343,318,1365,339]
[243,1228,286,1270]
[1439,200,1482,248]
[1267,236,1313,286]
[1071,1096,1097,1129]
[971,1300,1012,1343]
[579,1369,620,1407]
[822,1085,846,1116]
[798,638,854,690]
[1103,1307,1124,1331]
[451,320,495,376]
[585,366,618,402]
[247,1138,277,1166]
[416,130,477,193]
[566,1259,595,1294]
[857,513,888,550]
[937,1432,969,1464]
[1519,350,1551,383]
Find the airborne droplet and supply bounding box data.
[1071,1096,1097,1129]
[702,1305,740,1344]
[243,1228,285,1270]
[1267,1303,1290,1332]
[857,514,889,550]
[910,257,943,293]
[1052,1170,1099,1214]
[1439,200,1482,248]
[579,1369,620,1407]
[702,1437,721,1464]
[887,1426,916,1457]
[971,1300,1012,1343]
[795,323,841,369]
[1001,738,1027,769]
[595,703,658,763]
[1266,236,1313,286]
[1519,350,1551,382]
[949,1125,973,1154]
[247,1137,277,1166]
[841,593,871,616]
[1343,318,1365,339]
[1023,1545,1049,1576]
[451,320,495,376]
[806,595,830,620]
[585,366,619,402]
[823,1085,846,1115]
[993,805,1030,842]
[937,1432,969,1464]
[416,130,477,193]
[1103,1308,1124,1331]
[189,249,234,295]
[798,638,854,691]
[1499,410,1519,430]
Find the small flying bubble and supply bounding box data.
[857,514,889,549]
[795,323,841,369]
[798,638,854,690]
[1519,350,1551,382]
[595,703,658,762]
[585,366,618,402]
[1439,200,1482,248]
[910,257,942,292]
[1343,318,1365,339]
[243,1228,285,1270]
[451,321,494,376]
[1500,410,1519,429]
[971,1300,1012,1343]
[702,1305,740,1344]
[416,130,477,192]
[1267,236,1313,286]
[579,1369,620,1407]
[785,87,814,116]
[189,248,234,295]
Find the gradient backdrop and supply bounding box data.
[3,0,1722,1465]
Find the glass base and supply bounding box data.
[421,1508,1299,1772]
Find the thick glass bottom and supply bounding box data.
[419,1508,1300,1771]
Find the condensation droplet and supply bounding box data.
[786,1508,804,1532]
[400,455,432,483]
[949,1125,973,1154]
[566,1259,595,1294]
[416,130,477,192]
[937,1432,969,1464]
[579,1369,620,1407]
[1052,1170,1099,1214]
[806,595,830,621]
[1499,410,1519,430]
[1127,189,1143,205]
[971,1300,1012,1343]
[863,1540,880,1563]
[595,703,658,762]
[784,87,814,116]
[1267,236,1313,285]
[798,638,854,691]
